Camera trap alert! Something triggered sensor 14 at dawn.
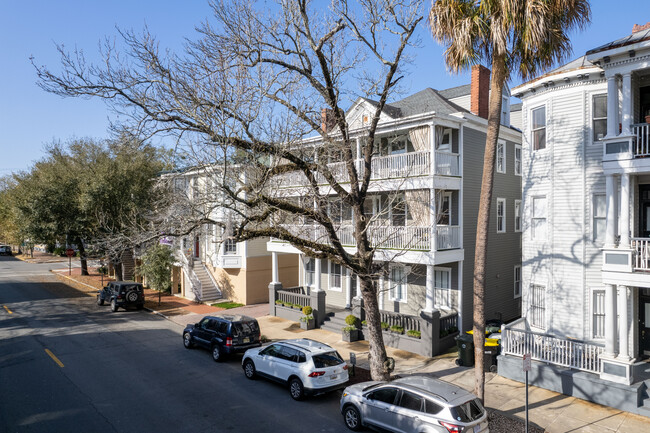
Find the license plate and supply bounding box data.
[330,374,338,380]
[243,337,250,343]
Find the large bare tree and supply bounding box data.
[429,0,591,400]
[34,0,425,380]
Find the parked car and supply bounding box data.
[242,338,349,400]
[340,375,489,433]
[183,314,261,362]
[96,281,145,312]
[0,245,12,256]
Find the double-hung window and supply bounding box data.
[530,284,546,329]
[532,106,546,151]
[497,141,506,173]
[304,258,315,288]
[389,266,407,303]
[497,198,506,233]
[592,94,607,142]
[329,261,343,291]
[592,289,606,339]
[593,194,606,243]
[514,200,522,232]
[514,266,521,298]
[515,144,522,176]
[434,268,451,308]
[532,196,547,240]
[224,239,237,255]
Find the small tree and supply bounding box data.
[138,243,174,305]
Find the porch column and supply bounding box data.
[605,174,618,248]
[621,73,632,136]
[606,75,619,137]
[604,283,618,357]
[425,264,435,312]
[378,275,384,310]
[356,276,361,299]
[430,123,436,176]
[620,173,631,248]
[271,251,279,284]
[345,269,352,308]
[430,188,438,251]
[617,285,631,361]
[314,258,322,291]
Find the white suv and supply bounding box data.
[242,338,349,400]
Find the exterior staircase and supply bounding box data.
[192,258,222,302]
[320,307,353,334]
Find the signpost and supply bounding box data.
[66,249,74,275]
[523,353,531,433]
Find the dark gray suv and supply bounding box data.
[183,314,261,362]
[97,282,145,312]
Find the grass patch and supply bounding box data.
[211,301,244,309]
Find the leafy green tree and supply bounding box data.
[138,243,174,304]
[429,0,591,401]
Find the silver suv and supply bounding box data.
[340,375,489,432]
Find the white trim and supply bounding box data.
[531,104,547,152]
[514,144,522,176]
[514,199,522,233]
[497,140,506,174]
[590,92,607,144]
[513,265,521,299]
[328,260,343,292]
[590,287,606,340]
[433,266,452,309]
[592,192,606,244]
[497,198,506,233]
[388,264,408,303]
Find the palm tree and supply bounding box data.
[429,0,591,401]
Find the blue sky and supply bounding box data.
[0,1,645,175]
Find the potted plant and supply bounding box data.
[299,306,315,330]
[406,329,421,339]
[390,325,404,334]
[275,299,283,306]
[293,303,303,310]
[342,314,359,342]
[381,321,390,331]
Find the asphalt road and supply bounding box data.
[0,256,344,433]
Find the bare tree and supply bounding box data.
[34,0,425,380]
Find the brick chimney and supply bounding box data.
[632,22,650,33]
[471,65,490,119]
[321,108,335,132]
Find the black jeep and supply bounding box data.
[97,281,145,312]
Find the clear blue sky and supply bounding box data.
[0,1,644,175]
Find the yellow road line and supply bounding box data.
[45,349,64,368]
[2,305,12,314]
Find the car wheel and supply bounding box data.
[97,296,104,306]
[343,405,362,431]
[289,377,304,401]
[110,299,118,312]
[211,345,222,362]
[183,333,194,349]
[455,358,463,366]
[243,359,256,379]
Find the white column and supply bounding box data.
[606,75,619,137]
[621,73,632,135]
[430,123,436,176]
[605,175,618,248]
[604,284,618,357]
[617,285,630,361]
[378,275,384,310]
[271,251,279,284]
[356,277,361,299]
[345,269,352,308]
[425,265,435,312]
[314,258,322,291]
[620,173,631,248]
[430,189,437,252]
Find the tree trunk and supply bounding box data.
[473,55,507,403]
[76,237,89,276]
[114,260,124,281]
[359,276,390,381]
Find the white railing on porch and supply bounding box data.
[632,237,650,270]
[437,225,461,250]
[502,321,604,374]
[634,123,650,157]
[434,152,460,176]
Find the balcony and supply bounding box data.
[271,223,461,252]
[275,151,459,188]
[633,123,650,157]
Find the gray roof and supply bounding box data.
[587,27,650,55]
[389,88,470,117]
[358,97,402,118]
[438,84,471,99]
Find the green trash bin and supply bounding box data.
[455,333,474,367]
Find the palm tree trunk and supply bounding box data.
[473,55,507,402]
[360,276,391,381]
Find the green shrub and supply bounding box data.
[275,300,283,305]
[361,320,367,326]
[283,301,293,307]
[381,321,389,330]
[390,325,404,334]
[293,303,303,309]
[302,306,313,315]
[342,325,357,333]
[407,329,421,339]
[300,314,314,322]
[345,314,358,326]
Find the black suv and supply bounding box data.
[183,314,261,362]
[97,282,145,312]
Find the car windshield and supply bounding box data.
[450,398,485,423]
[312,351,344,368]
[232,321,259,337]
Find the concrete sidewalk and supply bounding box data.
[38,255,649,432]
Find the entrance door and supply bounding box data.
[639,185,650,238]
[194,236,200,258]
[640,295,650,357]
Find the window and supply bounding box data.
[437,128,452,152]
[391,194,408,226]
[224,239,237,255]
[530,284,546,329]
[592,94,607,142]
[592,289,605,339]
[389,266,407,303]
[497,198,506,233]
[514,200,522,232]
[424,399,443,415]
[397,391,423,411]
[593,194,606,243]
[434,268,451,308]
[532,106,546,150]
[501,96,509,125]
[514,266,521,298]
[304,258,316,288]
[532,196,547,240]
[515,144,522,176]
[437,192,451,225]
[497,141,506,173]
[367,387,399,405]
[329,261,343,291]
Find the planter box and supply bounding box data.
[300,318,315,330]
[274,305,303,323]
[342,329,359,342]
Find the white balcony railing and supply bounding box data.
[632,237,650,270]
[502,320,604,374]
[272,223,461,252]
[634,123,650,157]
[434,152,460,176]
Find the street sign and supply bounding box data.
[523,353,531,372]
[65,249,74,257]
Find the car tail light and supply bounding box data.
[439,421,462,433]
[226,337,233,347]
[343,364,349,370]
[308,371,325,377]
